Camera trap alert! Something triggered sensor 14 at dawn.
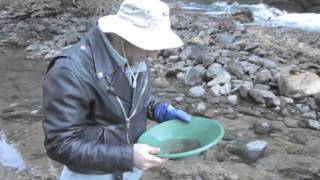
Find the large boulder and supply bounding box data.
[278,69,320,98]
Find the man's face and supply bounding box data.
[123,40,158,62]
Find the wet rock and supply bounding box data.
[278,69,320,98]
[232,9,254,23]
[253,122,273,135]
[227,60,245,78]
[255,69,272,83]
[228,95,238,105]
[153,78,170,88]
[249,89,280,106]
[184,66,205,86]
[188,86,206,98]
[229,140,268,164]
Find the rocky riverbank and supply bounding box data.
[1,0,320,179]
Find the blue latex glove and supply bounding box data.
[154,103,192,123]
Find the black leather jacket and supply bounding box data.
[42,27,159,175]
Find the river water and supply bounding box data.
[181,1,320,32]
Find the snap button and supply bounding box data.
[80,45,86,50]
[97,72,104,79]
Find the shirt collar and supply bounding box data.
[97,26,127,71]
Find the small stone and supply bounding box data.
[295,104,311,113]
[249,89,280,106]
[184,66,205,86]
[168,55,179,61]
[298,119,320,130]
[253,84,270,91]
[214,32,235,45]
[180,47,192,61]
[210,85,221,97]
[188,86,206,98]
[228,140,268,163]
[255,69,272,83]
[228,95,238,105]
[196,102,206,114]
[174,96,184,103]
[227,60,245,78]
[283,118,298,128]
[253,122,273,135]
[220,82,232,95]
[263,58,277,69]
[153,78,170,88]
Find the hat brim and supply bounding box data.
[98,15,183,51]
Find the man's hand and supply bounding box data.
[154,103,192,123]
[133,144,166,170]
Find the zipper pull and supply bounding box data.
[133,79,137,89]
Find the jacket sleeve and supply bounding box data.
[42,65,133,173]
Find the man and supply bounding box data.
[42,0,192,179]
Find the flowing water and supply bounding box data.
[181,1,320,32]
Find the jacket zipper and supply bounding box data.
[116,74,148,144]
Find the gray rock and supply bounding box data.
[220,82,232,95]
[262,58,277,69]
[153,78,170,88]
[174,96,184,103]
[296,104,311,113]
[278,69,320,98]
[283,118,299,128]
[189,45,210,61]
[202,55,215,67]
[249,89,280,106]
[188,86,206,98]
[253,122,273,135]
[227,60,245,78]
[253,84,270,91]
[244,42,259,51]
[184,66,205,86]
[247,55,264,65]
[195,102,206,114]
[298,119,320,130]
[176,72,185,82]
[255,69,272,83]
[210,85,221,97]
[229,140,268,164]
[302,111,317,120]
[180,47,192,61]
[207,64,231,87]
[228,95,238,105]
[214,32,235,45]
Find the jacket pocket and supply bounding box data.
[97,124,126,145]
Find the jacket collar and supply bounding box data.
[86,26,120,79]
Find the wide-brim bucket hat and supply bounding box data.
[98,0,183,51]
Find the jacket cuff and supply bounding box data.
[120,144,134,172]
